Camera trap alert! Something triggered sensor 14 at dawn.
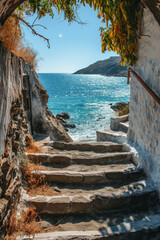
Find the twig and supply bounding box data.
[32,24,47,29]
[12,13,50,48]
[32,16,38,26]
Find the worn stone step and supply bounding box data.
[118,121,129,133]
[26,180,157,215]
[48,141,123,152]
[26,152,132,165]
[33,165,144,185]
[96,129,127,144]
[27,179,149,197]
[16,212,160,239]
[37,163,134,172]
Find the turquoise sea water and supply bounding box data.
[38,73,130,141]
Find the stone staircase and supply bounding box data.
[19,140,160,240]
[96,114,129,143]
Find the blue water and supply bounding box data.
[38,73,130,141]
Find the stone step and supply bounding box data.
[118,121,129,133]
[26,152,132,165]
[96,129,127,144]
[26,180,157,215]
[33,165,144,185]
[27,179,149,197]
[48,141,123,152]
[16,212,160,240]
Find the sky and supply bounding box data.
[22,5,117,73]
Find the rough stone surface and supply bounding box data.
[110,114,129,131]
[27,151,132,165]
[26,185,157,215]
[0,97,28,234]
[19,138,160,239]
[16,212,160,240]
[22,59,72,142]
[34,166,144,185]
[127,7,160,193]
[96,129,127,144]
[0,44,72,236]
[56,112,71,119]
[111,102,128,111]
[51,141,123,152]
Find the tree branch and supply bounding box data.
[0,0,25,25]
[12,13,50,48]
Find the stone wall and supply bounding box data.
[128,6,160,192]
[0,44,30,235]
[0,44,72,236]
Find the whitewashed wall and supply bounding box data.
[128,7,160,191]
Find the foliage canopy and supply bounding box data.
[16,0,141,66]
[0,15,38,69]
[1,0,141,66]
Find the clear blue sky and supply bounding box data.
[22,5,117,73]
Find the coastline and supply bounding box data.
[38,73,130,141]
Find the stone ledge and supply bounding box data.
[49,141,123,152]
[16,213,160,240]
[96,130,127,144]
[26,152,132,165]
[32,166,144,185]
[25,183,157,215]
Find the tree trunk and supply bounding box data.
[0,0,25,25]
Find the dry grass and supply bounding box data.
[20,159,61,196]
[117,102,130,116]
[20,159,45,193]
[28,184,60,197]
[25,140,43,153]
[16,45,38,69]
[0,15,38,69]
[5,209,42,240]
[0,16,21,53]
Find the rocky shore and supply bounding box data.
[56,112,76,131]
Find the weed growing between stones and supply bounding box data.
[117,102,130,116]
[5,208,42,240]
[20,158,46,193]
[25,139,43,153]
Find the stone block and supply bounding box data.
[71,195,92,213]
[83,172,105,184]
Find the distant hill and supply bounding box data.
[74,56,128,77]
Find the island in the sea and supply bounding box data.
[74,56,128,77]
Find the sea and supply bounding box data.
[38,73,130,141]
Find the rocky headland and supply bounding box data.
[74,56,128,77]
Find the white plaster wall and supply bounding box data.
[128,7,160,191]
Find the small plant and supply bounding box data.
[5,209,41,240]
[20,159,45,193]
[24,208,40,223]
[25,139,43,153]
[117,102,130,116]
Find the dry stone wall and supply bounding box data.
[128,6,160,192]
[0,44,30,235]
[0,97,29,236]
[0,43,72,236]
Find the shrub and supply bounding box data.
[117,102,130,116]
[25,139,43,153]
[5,209,41,240]
[0,15,38,69]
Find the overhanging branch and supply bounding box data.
[12,13,50,48]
